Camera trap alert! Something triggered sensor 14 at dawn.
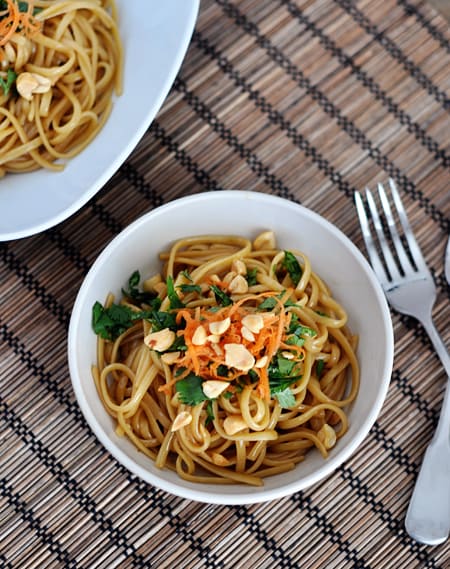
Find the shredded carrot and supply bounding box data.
[158,291,302,402]
[0,0,42,47]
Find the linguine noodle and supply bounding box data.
[92,232,359,486]
[0,0,122,176]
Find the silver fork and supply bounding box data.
[354,178,450,546]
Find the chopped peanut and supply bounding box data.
[231,259,247,275]
[16,72,51,101]
[223,415,248,436]
[211,343,224,356]
[161,351,180,365]
[317,424,336,450]
[171,411,192,432]
[281,351,295,360]
[253,230,276,250]
[207,334,220,344]
[144,328,175,352]
[255,355,268,368]
[209,317,231,336]
[224,343,255,371]
[223,271,237,285]
[202,380,229,399]
[228,274,248,294]
[192,325,207,346]
[241,314,264,334]
[241,325,255,342]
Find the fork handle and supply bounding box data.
[422,317,450,378]
[405,317,450,545]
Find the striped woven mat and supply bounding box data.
[1,0,449,567]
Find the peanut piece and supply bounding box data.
[171,411,192,432]
[144,328,175,352]
[223,415,248,436]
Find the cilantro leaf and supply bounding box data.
[245,268,258,286]
[258,297,277,311]
[148,310,177,331]
[316,359,325,378]
[285,335,305,347]
[178,283,202,294]
[205,400,215,425]
[121,270,161,308]
[216,364,230,378]
[268,353,302,393]
[92,301,152,341]
[210,284,233,306]
[167,276,185,309]
[175,373,208,406]
[282,251,302,286]
[292,324,317,337]
[287,314,317,338]
[257,291,296,311]
[170,335,188,352]
[269,373,301,393]
[274,388,296,408]
[275,353,295,376]
[0,69,17,96]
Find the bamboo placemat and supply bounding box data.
[1,0,449,567]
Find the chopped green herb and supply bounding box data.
[0,69,17,96]
[175,373,209,406]
[257,291,296,311]
[276,353,295,376]
[248,369,259,383]
[92,301,152,341]
[180,270,193,281]
[168,335,187,352]
[274,387,296,408]
[167,276,185,309]
[268,353,302,394]
[210,284,233,306]
[285,335,305,347]
[121,270,161,308]
[216,364,229,377]
[292,324,317,338]
[205,400,215,424]
[245,268,258,286]
[148,310,177,331]
[287,314,317,338]
[282,251,302,286]
[258,297,277,311]
[316,359,325,378]
[178,283,202,294]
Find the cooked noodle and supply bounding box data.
[92,232,359,486]
[0,0,122,176]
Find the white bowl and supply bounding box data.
[68,191,394,505]
[0,0,199,241]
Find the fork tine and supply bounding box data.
[377,182,415,274]
[388,178,428,272]
[365,187,402,281]
[354,191,389,283]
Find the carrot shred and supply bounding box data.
[158,291,302,402]
[0,0,42,47]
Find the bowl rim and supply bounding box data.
[68,190,394,504]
